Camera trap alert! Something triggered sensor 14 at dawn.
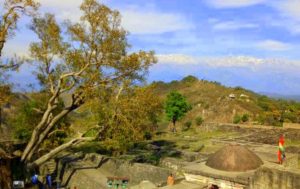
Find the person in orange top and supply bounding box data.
[167,173,175,186]
[278,134,285,164]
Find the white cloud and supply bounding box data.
[121,10,193,35]
[274,0,300,21]
[37,0,82,9]
[157,54,300,71]
[157,54,198,65]
[213,21,258,30]
[205,0,266,8]
[269,0,300,35]
[36,0,82,22]
[204,56,264,67]
[37,0,193,35]
[256,40,292,51]
[157,54,265,67]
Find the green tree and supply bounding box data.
[165,91,191,132]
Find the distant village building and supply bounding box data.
[229,94,236,99]
[240,94,249,98]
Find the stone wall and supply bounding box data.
[283,123,300,129]
[184,173,246,189]
[60,153,171,189]
[250,164,300,189]
[283,154,299,169]
[201,122,282,132]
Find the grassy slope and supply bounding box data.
[152,76,300,127]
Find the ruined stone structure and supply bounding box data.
[183,145,300,189]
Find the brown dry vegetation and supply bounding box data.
[152,76,300,127]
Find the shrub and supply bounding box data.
[241,114,249,122]
[204,104,210,109]
[182,75,198,83]
[193,144,204,152]
[14,128,32,140]
[195,116,204,126]
[233,114,241,124]
[182,121,192,131]
[144,131,152,140]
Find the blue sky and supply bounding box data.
[2,0,300,95]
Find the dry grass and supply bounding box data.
[154,127,239,154]
[155,80,262,124]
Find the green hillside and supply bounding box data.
[152,75,300,127]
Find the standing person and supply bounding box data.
[278,134,285,164]
[167,174,175,186]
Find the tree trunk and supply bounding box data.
[29,137,92,168]
[22,91,84,164]
[0,106,2,129]
[0,40,4,57]
[172,118,176,133]
[0,158,12,189]
[25,106,77,163]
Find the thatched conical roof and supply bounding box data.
[206,145,263,172]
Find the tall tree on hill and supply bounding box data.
[21,0,157,168]
[165,91,191,132]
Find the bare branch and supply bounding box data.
[24,95,83,162]
[29,136,94,168]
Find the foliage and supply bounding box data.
[165,91,191,126]
[8,93,68,141]
[0,79,12,128]
[182,120,192,131]
[241,114,249,122]
[181,75,198,83]
[195,116,204,126]
[93,85,163,154]
[233,114,241,124]
[0,85,11,106]
[144,132,152,140]
[255,112,283,127]
[152,76,300,127]
[0,0,39,66]
[257,96,272,111]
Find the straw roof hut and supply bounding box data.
[206,145,263,172]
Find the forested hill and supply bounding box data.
[151,75,300,126]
